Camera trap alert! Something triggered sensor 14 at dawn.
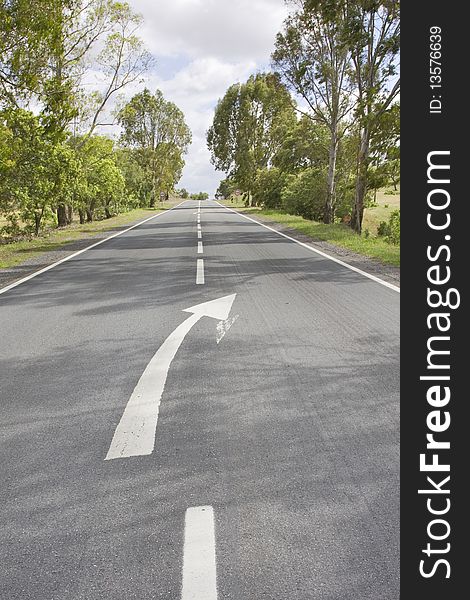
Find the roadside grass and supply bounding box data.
[219,191,400,266]
[0,205,174,269]
[363,188,400,235]
[244,210,400,266]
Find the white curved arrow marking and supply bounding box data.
[105,294,237,460]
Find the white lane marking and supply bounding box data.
[196,259,205,284]
[215,201,400,293]
[106,295,237,459]
[197,217,201,224]
[0,201,189,296]
[216,314,239,344]
[198,242,203,254]
[182,506,217,600]
[198,231,202,239]
[197,224,202,231]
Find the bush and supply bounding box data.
[252,167,287,208]
[388,209,400,244]
[281,167,327,221]
[378,209,400,245]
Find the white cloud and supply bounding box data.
[116,0,290,195]
[133,0,288,62]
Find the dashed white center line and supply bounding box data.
[198,231,202,239]
[197,224,202,231]
[182,506,217,600]
[198,241,203,254]
[196,259,205,284]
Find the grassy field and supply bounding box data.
[221,189,400,267]
[0,205,175,270]
[362,188,400,235]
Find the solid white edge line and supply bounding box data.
[215,201,400,293]
[196,259,205,285]
[182,506,217,600]
[0,201,190,296]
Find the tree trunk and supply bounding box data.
[351,128,370,234]
[86,209,94,222]
[105,205,112,219]
[34,207,44,236]
[323,130,338,224]
[78,209,85,224]
[57,203,73,227]
[57,203,68,227]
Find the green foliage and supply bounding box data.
[216,179,237,200]
[177,188,189,199]
[0,108,79,235]
[118,88,191,206]
[190,192,209,201]
[377,210,400,245]
[281,167,327,221]
[0,0,160,240]
[71,135,126,220]
[207,73,296,194]
[252,168,287,209]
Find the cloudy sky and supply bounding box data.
[125,0,290,196]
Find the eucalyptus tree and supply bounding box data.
[118,89,192,206]
[207,73,296,204]
[342,0,400,233]
[0,0,63,106]
[272,0,354,223]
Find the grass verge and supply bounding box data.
[0,206,172,270]
[224,204,400,267]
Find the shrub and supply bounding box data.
[388,209,400,244]
[252,167,287,208]
[281,167,327,221]
[377,210,400,245]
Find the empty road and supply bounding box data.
[0,200,399,599]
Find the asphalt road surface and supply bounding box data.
[0,200,400,599]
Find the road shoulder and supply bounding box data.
[238,210,400,288]
[0,212,164,290]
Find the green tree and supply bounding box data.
[368,102,400,193]
[207,73,296,205]
[72,135,125,222]
[0,0,62,106]
[273,116,329,174]
[0,108,79,235]
[273,1,354,222]
[215,178,237,200]
[177,188,189,199]
[190,192,209,201]
[118,88,191,206]
[252,167,288,209]
[341,0,400,232]
[281,167,328,221]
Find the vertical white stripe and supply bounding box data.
[198,242,203,254]
[182,506,217,600]
[196,259,205,285]
[198,231,202,239]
